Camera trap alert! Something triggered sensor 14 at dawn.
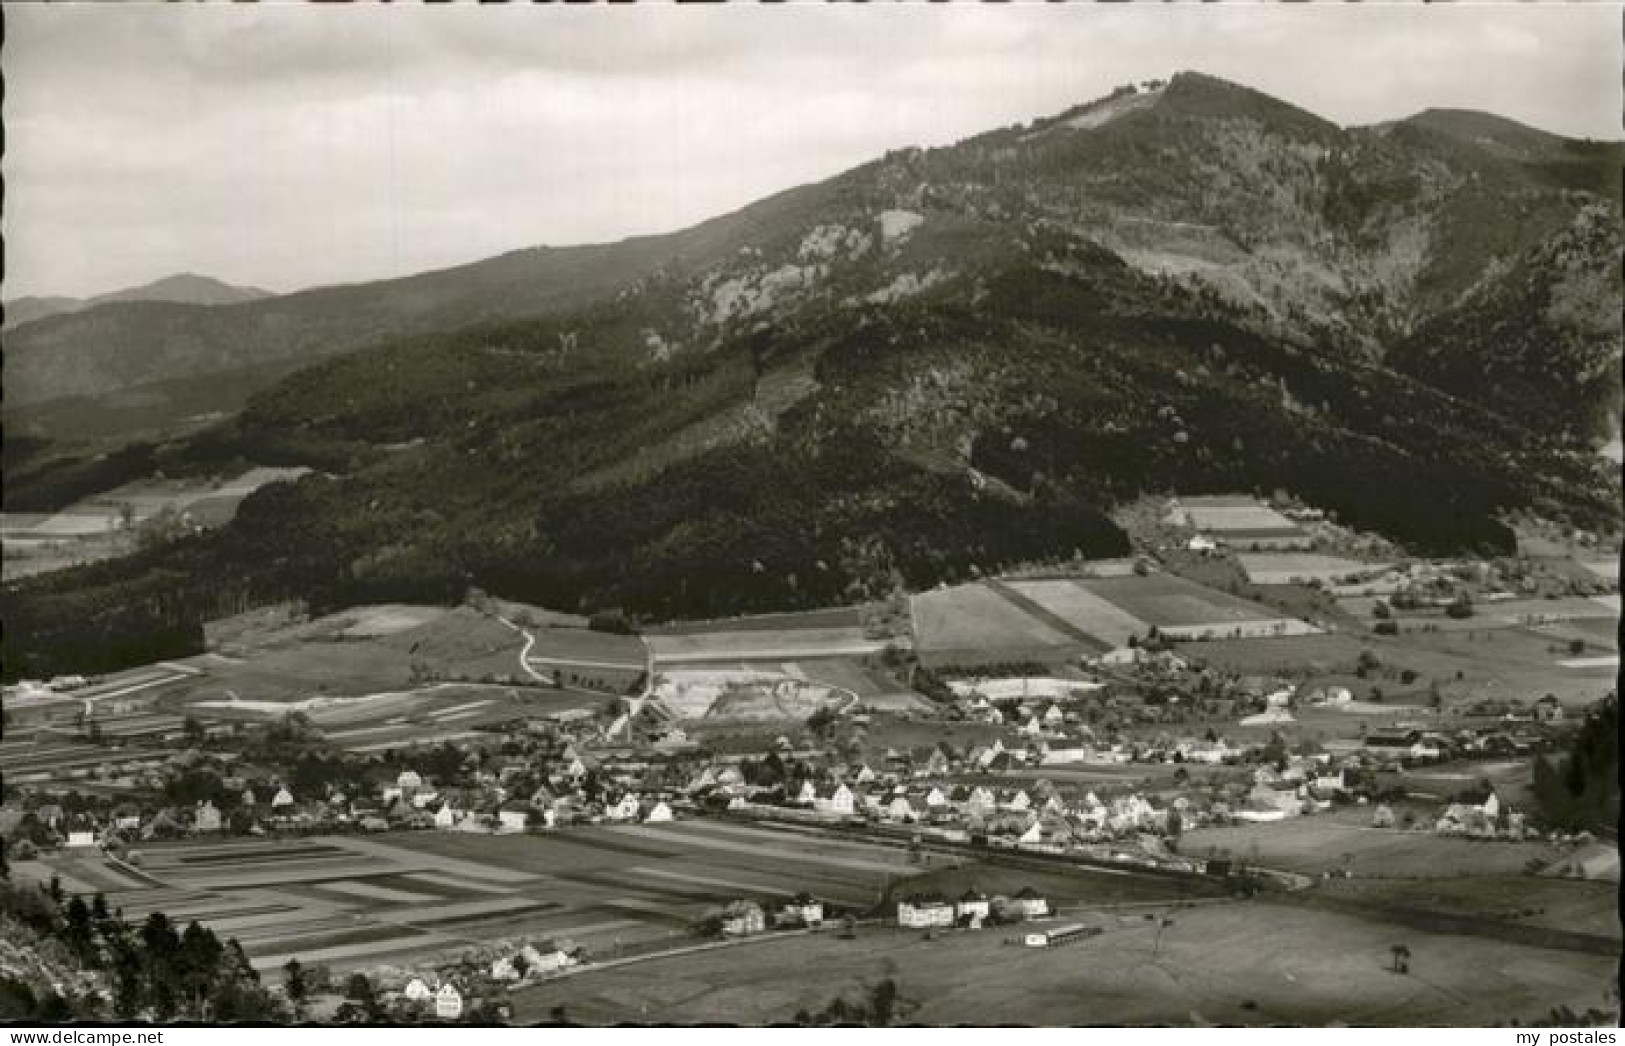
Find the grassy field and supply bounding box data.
[1177,625,1617,711]
[1078,574,1313,633]
[647,627,885,664]
[2,468,311,581]
[510,898,1616,1025]
[644,607,865,634]
[911,584,1075,654]
[526,627,645,665]
[891,859,1223,907]
[1177,815,1566,879]
[1003,579,1149,646]
[1238,554,1385,585]
[1312,876,1619,940]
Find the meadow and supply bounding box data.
[510,898,1615,1026]
[1176,815,1566,879]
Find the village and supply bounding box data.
[2,492,1618,1024]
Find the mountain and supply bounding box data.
[5,71,1621,680]
[8,72,1620,449]
[1,185,855,439]
[2,273,274,329]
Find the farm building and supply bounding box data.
[998,887,1050,920]
[778,892,825,928]
[955,890,991,922]
[897,896,956,929]
[720,900,767,937]
[434,983,464,1021]
[496,800,530,834]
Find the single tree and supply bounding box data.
[283,958,308,1014]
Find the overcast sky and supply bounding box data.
[5,3,1620,300]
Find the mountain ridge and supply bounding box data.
[3,273,274,329]
[4,71,1619,441]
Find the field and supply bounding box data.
[510,898,1615,1025]
[22,823,985,974]
[1311,876,1619,940]
[1177,813,1568,879]
[1238,554,1386,586]
[5,604,611,754]
[644,607,865,635]
[647,626,886,664]
[912,584,1073,654]
[1177,625,1617,712]
[1178,496,1309,543]
[1001,580,1150,647]
[1078,575,1318,638]
[1,467,310,580]
[914,574,1323,667]
[524,627,643,663]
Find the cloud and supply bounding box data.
[4,3,1619,299]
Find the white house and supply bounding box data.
[778,893,825,928]
[955,890,991,922]
[1187,534,1218,554]
[897,898,955,928]
[643,800,674,823]
[434,983,464,1020]
[66,830,97,849]
[402,978,434,1003]
[605,794,642,822]
[814,783,855,817]
[271,787,295,810]
[497,802,530,834]
[396,770,424,794]
[720,900,766,937]
[521,944,578,976]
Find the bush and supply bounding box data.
[1374,621,1399,636]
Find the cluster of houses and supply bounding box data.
[391,975,467,1021]
[701,888,1049,936]
[896,887,1048,929]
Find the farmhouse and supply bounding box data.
[497,800,530,834]
[1534,695,1564,723]
[814,783,855,816]
[1363,730,1441,762]
[999,887,1050,919]
[720,900,767,937]
[434,983,464,1021]
[955,889,991,923]
[897,895,956,928]
[778,892,825,928]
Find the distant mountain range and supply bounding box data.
[3,273,274,329]
[6,72,1621,680]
